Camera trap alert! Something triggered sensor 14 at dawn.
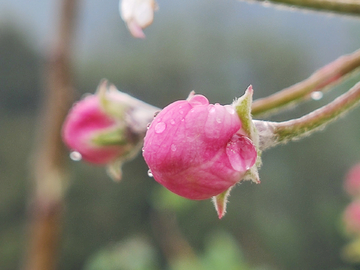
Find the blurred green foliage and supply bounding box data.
[0,27,41,114]
[1,1,360,270]
[83,237,159,270]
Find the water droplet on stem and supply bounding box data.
[311,91,323,100]
[70,151,82,161]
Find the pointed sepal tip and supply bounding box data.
[212,187,232,219]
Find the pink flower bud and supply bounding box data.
[142,94,257,200]
[62,94,124,165]
[344,164,360,197]
[344,201,360,235]
[62,80,158,180]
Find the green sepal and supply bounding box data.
[212,187,232,219]
[91,127,127,146]
[97,79,128,120]
[234,86,254,137]
[106,159,124,182]
[233,85,261,184]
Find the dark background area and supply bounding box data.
[1,0,360,269]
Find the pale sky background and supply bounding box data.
[0,0,359,66]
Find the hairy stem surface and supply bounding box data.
[252,49,360,117]
[242,0,360,16]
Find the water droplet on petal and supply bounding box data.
[205,105,221,138]
[226,135,257,171]
[170,119,176,125]
[188,95,209,106]
[208,106,216,113]
[171,144,177,151]
[155,122,166,133]
[179,110,184,115]
[154,111,160,117]
[311,91,323,100]
[147,169,153,177]
[147,123,151,129]
[225,105,235,115]
[70,151,82,161]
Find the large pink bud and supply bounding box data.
[142,93,257,200]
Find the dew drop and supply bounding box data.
[226,135,257,171]
[179,110,184,115]
[154,111,160,117]
[208,106,216,113]
[171,144,177,151]
[225,105,235,115]
[146,123,151,129]
[205,105,221,139]
[170,119,176,125]
[70,151,82,161]
[147,169,153,177]
[188,95,209,106]
[311,91,323,100]
[155,122,166,133]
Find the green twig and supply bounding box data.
[269,81,360,146]
[252,49,360,117]
[242,0,360,16]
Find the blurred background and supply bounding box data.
[1,0,360,269]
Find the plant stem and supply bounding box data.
[242,0,360,16]
[252,49,360,117]
[24,0,78,269]
[268,81,360,146]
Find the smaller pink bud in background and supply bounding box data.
[344,164,360,198]
[62,80,158,180]
[142,92,257,205]
[120,0,157,38]
[344,201,360,236]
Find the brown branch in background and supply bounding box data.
[24,0,79,269]
[150,210,199,267]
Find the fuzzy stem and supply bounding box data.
[252,49,360,117]
[270,81,360,145]
[241,0,360,16]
